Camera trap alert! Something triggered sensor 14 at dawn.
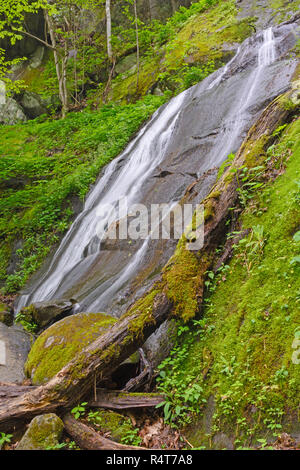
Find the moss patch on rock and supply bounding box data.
[16,413,64,450]
[89,410,135,443]
[25,312,117,385]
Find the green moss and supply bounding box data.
[16,414,64,450]
[89,410,134,443]
[164,238,207,322]
[155,115,300,447]
[243,135,269,168]
[25,312,117,385]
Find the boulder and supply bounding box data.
[0,324,31,384]
[0,89,27,125]
[16,414,64,450]
[20,298,77,330]
[25,312,117,385]
[0,303,13,326]
[28,46,45,70]
[20,91,49,119]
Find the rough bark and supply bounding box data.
[63,413,147,450]
[44,10,68,117]
[0,293,172,432]
[89,389,164,410]
[0,383,36,402]
[106,0,113,62]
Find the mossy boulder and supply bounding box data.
[0,302,13,326]
[16,414,64,450]
[25,312,117,385]
[91,410,134,443]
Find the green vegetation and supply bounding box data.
[0,94,167,293]
[0,432,12,449]
[156,116,300,447]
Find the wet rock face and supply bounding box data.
[0,324,31,384]
[16,414,64,450]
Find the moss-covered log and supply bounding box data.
[89,389,165,409]
[0,293,172,432]
[63,413,147,450]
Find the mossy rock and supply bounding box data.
[91,410,134,443]
[16,413,64,450]
[25,312,117,385]
[0,302,13,326]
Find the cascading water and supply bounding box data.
[16,23,298,315]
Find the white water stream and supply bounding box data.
[16,27,279,313]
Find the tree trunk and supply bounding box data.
[63,413,147,450]
[0,293,172,432]
[134,0,140,91]
[44,10,68,117]
[106,0,113,62]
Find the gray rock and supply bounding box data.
[0,81,27,125]
[20,91,48,119]
[0,324,31,384]
[16,414,64,450]
[20,298,77,330]
[28,46,45,69]
[115,53,137,75]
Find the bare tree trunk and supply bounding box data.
[44,10,68,117]
[133,0,140,91]
[106,0,113,62]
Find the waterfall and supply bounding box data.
[16,24,296,314]
[207,27,277,169]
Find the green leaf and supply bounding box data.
[293,231,300,242]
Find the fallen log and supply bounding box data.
[89,389,165,410]
[63,413,147,450]
[0,293,172,432]
[0,383,37,403]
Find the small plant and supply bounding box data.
[235,225,266,273]
[45,442,67,450]
[0,432,12,449]
[15,312,38,334]
[71,402,88,419]
[120,427,142,447]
